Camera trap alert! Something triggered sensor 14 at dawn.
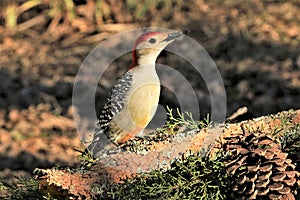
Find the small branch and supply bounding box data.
[17,14,47,31]
[226,106,248,122]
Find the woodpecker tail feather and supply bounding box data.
[87,123,111,157]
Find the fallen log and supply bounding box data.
[34,109,300,199]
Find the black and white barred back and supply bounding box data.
[92,71,133,143]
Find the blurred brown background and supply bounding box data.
[0,0,299,184]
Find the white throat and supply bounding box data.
[137,50,161,66]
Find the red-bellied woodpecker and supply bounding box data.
[88,31,182,154]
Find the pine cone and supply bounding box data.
[220,124,299,200]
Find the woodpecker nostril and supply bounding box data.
[163,32,183,42]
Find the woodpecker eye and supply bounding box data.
[149,38,156,44]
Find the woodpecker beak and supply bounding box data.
[162,31,183,42]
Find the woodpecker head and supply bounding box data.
[130,31,182,68]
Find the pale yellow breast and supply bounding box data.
[109,65,160,139]
[128,83,160,127]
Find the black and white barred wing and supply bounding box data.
[90,71,133,144]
